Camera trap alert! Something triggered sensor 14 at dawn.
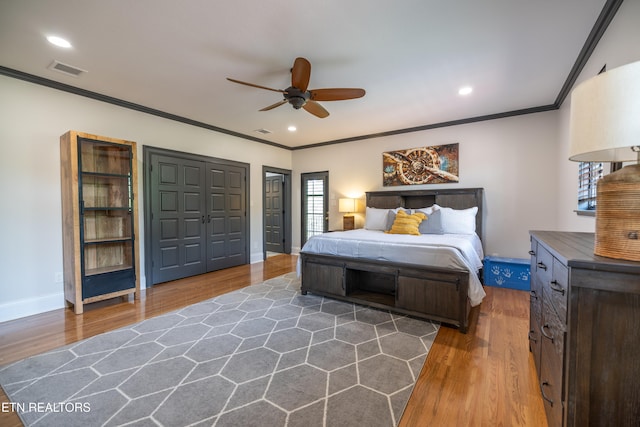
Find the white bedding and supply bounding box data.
[298,229,486,306]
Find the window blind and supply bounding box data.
[305,179,325,240]
[577,162,603,210]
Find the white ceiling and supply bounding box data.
[0,0,609,148]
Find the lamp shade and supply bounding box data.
[338,198,355,213]
[569,60,640,162]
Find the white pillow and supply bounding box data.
[365,207,391,231]
[414,204,440,216]
[439,206,478,234]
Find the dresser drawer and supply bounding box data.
[549,259,568,323]
[540,295,565,427]
[529,241,543,327]
[530,275,543,328]
[540,343,564,427]
[529,312,542,378]
[534,244,553,287]
[529,240,543,305]
[542,294,565,356]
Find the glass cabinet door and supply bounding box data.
[78,138,135,292]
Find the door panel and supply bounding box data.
[265,175,285,253]
[206,162,247,271]
[151,155,207,283]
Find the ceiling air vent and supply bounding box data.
[254,128,272,135]
[48,60,87,77]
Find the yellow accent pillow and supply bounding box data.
[385,210,427,235]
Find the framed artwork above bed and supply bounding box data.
[382,143,459,186]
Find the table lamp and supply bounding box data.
[338,198,356,230]
[569,60,640,261]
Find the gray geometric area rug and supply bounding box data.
[0,272,439,427]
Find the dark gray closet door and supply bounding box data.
[264,174,285,253]
[206,162,247,271]
[147,149,249,285]
[150,155,207,283]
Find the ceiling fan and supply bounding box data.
[227,57,365,118]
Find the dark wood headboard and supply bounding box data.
[366,188,485,244]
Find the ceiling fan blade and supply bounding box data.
[291,57,311,92]
[259,99,288,111]
[226,78,286,93]
[303,100,330,118]
[309,88,366,101]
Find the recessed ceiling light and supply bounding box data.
[47,36,72,48]
[288,126,297,132]
[458,86,473,96]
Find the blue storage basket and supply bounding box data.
[483,256,530,291]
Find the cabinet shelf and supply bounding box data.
[81,171,130,179]
[347,290,395,306]
[85,265,134,276]
[83,207,132,211]
[84,237,133,244]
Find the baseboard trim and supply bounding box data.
[0,292,65,323]
[250,252,264,264]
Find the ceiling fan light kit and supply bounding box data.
[227,57,365,118]
[283,86,309,109]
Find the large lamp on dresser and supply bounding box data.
[569,60,640,261]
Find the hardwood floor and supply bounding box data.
[0,254,547,427]
[399,276,548,426]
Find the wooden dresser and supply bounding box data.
[529,231,640,427]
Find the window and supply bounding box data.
[577,161,623,212]
[301,172,328,246]
[577,162,604,211]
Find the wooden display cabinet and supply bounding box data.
[60,131,140,314]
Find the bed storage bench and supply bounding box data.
[301,253,471,332]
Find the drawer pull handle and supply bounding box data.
[528,330,537,343]
[541,324,554,343]
[541,381,554,406]
[537,262,547,271]
[628,231,638,240]
[528,250,535,256]
[549,280,565,295]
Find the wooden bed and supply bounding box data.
[300,187,484,333]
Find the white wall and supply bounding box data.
[292,111,560,259]
[556,0,640,231]
[0,76,292,322]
